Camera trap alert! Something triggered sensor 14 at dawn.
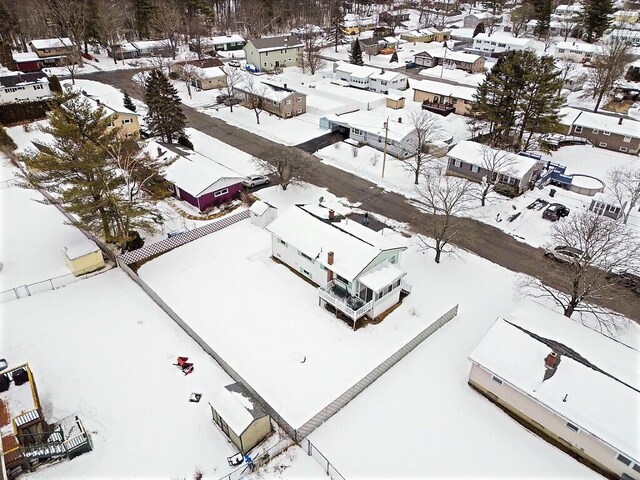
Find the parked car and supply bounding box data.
[216,94,229,103]
[544,245,588,265]
[607,269,640,293]
[404,61,418,69]
[242,174,270,188]
[542,203,570,221]
[223,97,241,106]
[228,60,241,67]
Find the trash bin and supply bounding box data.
[550,188,556,197]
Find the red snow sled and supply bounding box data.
[174,356,195,375]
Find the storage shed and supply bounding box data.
[209,383,271,453]
[249,200,277,228]
[386,94,405,110]
[62,239,105,276]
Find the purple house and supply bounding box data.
[161,148,245,212]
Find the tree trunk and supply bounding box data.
[563,303,575,318]
[434,246,441,263]
[594,90,605,112]
[414,168,420,185]
[281,183,288,190]
[255,110,260,124]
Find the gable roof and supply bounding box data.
[412,78,477,102]
[572,111,640,139]
[29,38,74,49]
[266,204,406,281]
[248,35,303,52]
[213,382,267,435]
[473,33,533,47]
[0,72,48,88]
[416,47,482,64]
[12,52,41,63]
[469,301,640,462]
[63,238,100,260]
[447,140,541,178]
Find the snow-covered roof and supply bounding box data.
[0,72,48,88]
[359,263,406,292]
[207,34,245,45]
[334,61,379,79]
[572,111,640,139]
[419,66,485,87]
[131,40,171,51]
[248,35,303,52]
[469,301,640,462]
[266,205,406,281]
[192,66,227,79]
[12,52,41,62]
[447,141,541,179]
[324,109,416,143]
[371,69,406,82]
[412,78,476,102]
[115,42,138,53]
[592,191,623,206]
[29,37,74,49]
[473,33,533,47]
[344,14,377,28]
[212,383,266,435]
[555,41,597,53]
[153,143,244,197]
[236,75,302,102]
[63,238,100,260]
[466,12,494,20]
[250,200,272,216]
[558,107,584,126]
[417,47,482,64]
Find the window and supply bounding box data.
[297,108,302,114]
[599,142,607,148]
[617,454,632,466]
[277,238,287,246]
[624,136,632,143]
[33,84,44,90]
[453,158,462,168]
[603,131,610,136]
[296,97,302,102]
[299,267,312,277]
[620,147,628,153]
[565,422,580,433]
[214,188,228,197]
[285,111,292,117]
[633,463,640,474]
[471,165,480,173]
[286,100,291,105]
[491,375,503,385]
[298,250,314,262]
[592,129,600,134]
[352,128,363,135]
[390,254,397,264]
[122,119,132,124]
[573,125,583,133]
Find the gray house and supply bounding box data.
[446,140,543,195]
[243,35,303,72]
[589,192,627,220]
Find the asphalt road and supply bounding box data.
[78,69,640,321]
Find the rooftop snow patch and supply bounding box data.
[572,111,640,139]
[469,301,640,462]
[359,263,406,292]
[212,383,266,434]
[412,78,476,102]
[29,37,74,49]
[447,140,541,179]
[63,238,100,260]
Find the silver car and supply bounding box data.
[544,245,588,265]
[242,174,270,188]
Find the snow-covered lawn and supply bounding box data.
[307,249,631,479]
[138,194,458,429]
[0,156,89,290]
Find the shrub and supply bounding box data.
[168,70,180,80]
[177,135,194,150]
[124,230,144,251]
[0,127,17,151]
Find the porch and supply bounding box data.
[318,279,373,327]
[421,100,455,116]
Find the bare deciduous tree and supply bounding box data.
[583,37,633,111]
[93,0,126,65]
[149,1,181,60]
[474,146,517,206]
[519,211,640,334]
[400,110,445,185]
[242,76,267,124]
[607,166,640,225]
[44,0,87,66]
[251,144,314,190]
[220,66,243,113]
[299,27,325,75]
[64,48,82,85]
[416,168,474,263]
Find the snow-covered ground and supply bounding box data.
[0,155,89,290]
[308,248,637,479]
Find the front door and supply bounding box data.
[275,60,280,67]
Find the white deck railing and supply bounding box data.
[318,282,373,322]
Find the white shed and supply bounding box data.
[249,201,277,228]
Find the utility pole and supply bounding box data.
[381,117,389,178]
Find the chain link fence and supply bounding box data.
[300,438,346,480]
[0,269,108,303]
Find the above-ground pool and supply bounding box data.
[569,174,605,196]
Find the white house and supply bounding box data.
[320,110,419,159]
[469,301,640,480]
[266,204,409,329]
[554,3,584,17]
[333,61,408,93]
[554,41,597,63]
[446,140,543,194]
[472,33,534,55]
[0,72,50,105]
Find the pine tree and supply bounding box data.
[532,0,551,37]
[581,0,614,43]
[134,0,155,39]
[123,91,136,112]
[0,126,16,151]
[144,69,187,144]
[473,22,485,38]
[474,51,563,150]
[329,1,346,53]
[350,38,364,66]
[49,75,63,94]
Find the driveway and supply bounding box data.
[78,69,640,322]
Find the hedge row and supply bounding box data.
[0,100,50,126]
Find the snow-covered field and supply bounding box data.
[0,156,88,290]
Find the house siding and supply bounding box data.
[446,157,540,194]
[176,181,242,212]
[244,42,302,71]
[14,60,43,72]
[0,82,51,104]
[239,416,271,453]
[469,363,640,480]
[349,127,415,159]
[569,125,640,155]
[64,251,105,276]
[271,235,329,287]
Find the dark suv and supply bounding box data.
[543,203,570,221]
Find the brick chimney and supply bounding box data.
[619,117,623,125]
[326,251,334,282]
[545,352,558,369]
[157,146,163,157]
[329,209,335,221]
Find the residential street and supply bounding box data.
[79,69,640,321]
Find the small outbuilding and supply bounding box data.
[386,94,405,110]
[249,200,277,228]
[209,382,272,454]
[589,192,626,220]
[63,239,105,276]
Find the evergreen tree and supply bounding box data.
[0,127,17,151]
[134,0,155,39]
[144,69,187,144]
[350,38,364,66]
[49,75,63,94]
[581,0,614,42]
[329,1,346,53]
[0,42,13,70]
[472,22,485,38]
[123,91,136,112]
[474,51,563,151]
[532,0,551,37]
[390,51,398,63]
[482,0,505,15]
